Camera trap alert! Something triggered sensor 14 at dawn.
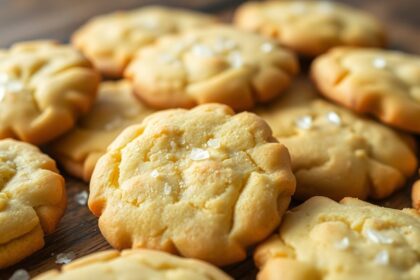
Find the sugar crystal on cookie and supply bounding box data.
[372,57,387,69]
[228,51,243,68]
[189,148,210,160]
[363,228,394,244]
[150,169,160,178]
[335,237,350,250]
[374,250,390,265]
[192,44,214,57]
[295,115,313,130]
[326,111,341,125]
[207,138,220,149]
[260,42,274,53]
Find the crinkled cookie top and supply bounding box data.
[89,104,295,266]
[0,139,66,268]
[311,47,420,133]
[255,196,420,280]
[234,1,386,56]
[125,25,299,110]
[72,6,217,77]
[34,249,233,280]
[49,80,155,181]
[0,41,99,144]
[256,81,417,200]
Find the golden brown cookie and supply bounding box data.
[234,1,386,56]
[0,139,66,268]
[89,104,295,266]
[255,80,417,201]
[0,41,99,145]
[34,249,232,280]
[72,6,217,77]
[49,80,155,182]
[125,25,299,110]
[255,196,420,280]
[311,47,420,133]
[413,177,420,210]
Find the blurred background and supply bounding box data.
[0,0,419,53]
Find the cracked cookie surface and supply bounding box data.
[72,6,217,78]
[125,25,299,110]
[34,249,232,280]
[311,47,420,133]
[254,196,420,280]
[234,1,386,56]
[49,80,155,182]
[89,104,295,266]
[0,139,66,268]
[0,41,100,145]
[255,80,417,201]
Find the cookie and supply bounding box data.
[311,47,420,133]
[34,249,232,280]
[234,1,386,56]
[72,6,217,77]
[0,41,99,145]
[49,80,155,182]
[0,139,66,268]
[89,104,295,266]
[254,196,420,280]
[255,80,417,201]
[125,25,299,110]
[413,177,420,210]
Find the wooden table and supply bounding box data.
[0,0,419,279]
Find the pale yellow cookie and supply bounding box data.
[89,104,295,266]
[125,25,299,110]
[49,80,155,182]
[254,196,420,280]
[311,47,420,133]
[255,80,417,201]
[234,1,386,56]
[0,139,66,268]
[0,41,99,145]
[34,249,232,280]
[72,6,217,77]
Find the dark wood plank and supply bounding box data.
[0,0,419,279]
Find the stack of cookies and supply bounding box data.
[0,2,419,279]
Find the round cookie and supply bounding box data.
[0,139,66,268]
[254,196,420,280]
[234,1,386,56]
[49,80,155,182]
[311,47,420,133]
[34,249,232,280]
[0,41,99,145]
[125,25,299,110]
[413,178,420,210]
[72,6,217,77]
[89,104,296,266]
[255,80,417,201]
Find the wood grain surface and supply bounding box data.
[0,0,419,279]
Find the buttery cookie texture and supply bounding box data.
[49,80,155,182]
[0,139,66,268]
[89,104,295,266]
[72,6,217,77]
[234,1,386,56]
[255,81,417,201]
[0,41,99,145]
[34,249,232,280]
[311,47,420,133]
[125,26,299,110]
[254,196,420,280]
